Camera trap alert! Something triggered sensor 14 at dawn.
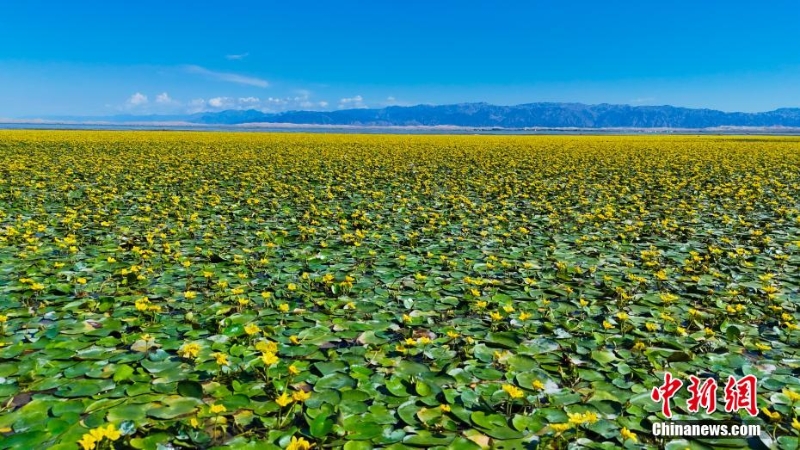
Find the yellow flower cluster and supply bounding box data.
[78,424,121,450]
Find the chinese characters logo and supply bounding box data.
[651,372,757,418]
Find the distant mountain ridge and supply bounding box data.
[194,102,800,128]
[31,102,800,129]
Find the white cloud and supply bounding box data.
[225,52,249,60]
[155,92,175,104]
[205,97,262,111]
[387,96,396,102]
[187,99,207,113]
[178,91,330,114]
[338,95,367,109]
[126,92,148,106]
[208,97,231,108]
[265,97,288,105]
[184,65,269,88]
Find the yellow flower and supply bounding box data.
[261,351,279,366]
[784,389,800,403]
[286,436,314,450]
[261,291,272,300]
[503,305,515,313]
[293,390,312,402]
[255,340,278,354]
[402,314,412,323]
[210,404,227,414]
[100,424,121,441]
[502,384,525,399]
[762,407,781,421]
[290,335,300,344]
[107,257,116,263]
[532,379,545,390]
[184,291,197,300]
[446,330,459,339]
[579,298,588,307]
[89,428,105,441]
[77,434,97,450]
[289,364,301,376]
[645,323,658,332]
[792,417,800,431]
[632,341,646,352]
[490,311,503,321]
[620,427,637,442]
[276,392,293,407]
[659,292,678,303]
[602,320,613,329]
[76,277,87,284]
[568,411,599,425]
[179,342,201,358]
[582,412,599,424]
[134,297,150,311]
[755,342,770,351]
[550,423,572,433]
[616,312,629,321]
[287,283,297,291]
[440,404,451,412]
[244,323,260,335]
[518,311,532,321]
[279,303,290,313]
[190,417,200,428]
[213,352,229,366]
[0,315,7,323]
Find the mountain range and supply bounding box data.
[25,103,800,129]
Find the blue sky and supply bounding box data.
[1,1,799,117]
